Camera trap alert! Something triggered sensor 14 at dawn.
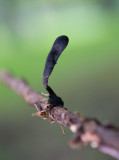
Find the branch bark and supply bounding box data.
[1,70,119,159]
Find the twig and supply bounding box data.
[1,70,119,159]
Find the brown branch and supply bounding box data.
[1,70,119,159]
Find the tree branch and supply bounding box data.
[1,70,119,159]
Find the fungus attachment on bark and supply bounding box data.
[43,35,69,106]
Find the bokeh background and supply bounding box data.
[0,0,119,160]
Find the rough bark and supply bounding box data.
[1,70,119,159]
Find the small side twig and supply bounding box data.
[1,70,119,159]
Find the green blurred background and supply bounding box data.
[0,0,119,159]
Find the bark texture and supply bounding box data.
[1,70,119,159]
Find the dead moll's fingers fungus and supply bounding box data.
[43,35,69,106]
